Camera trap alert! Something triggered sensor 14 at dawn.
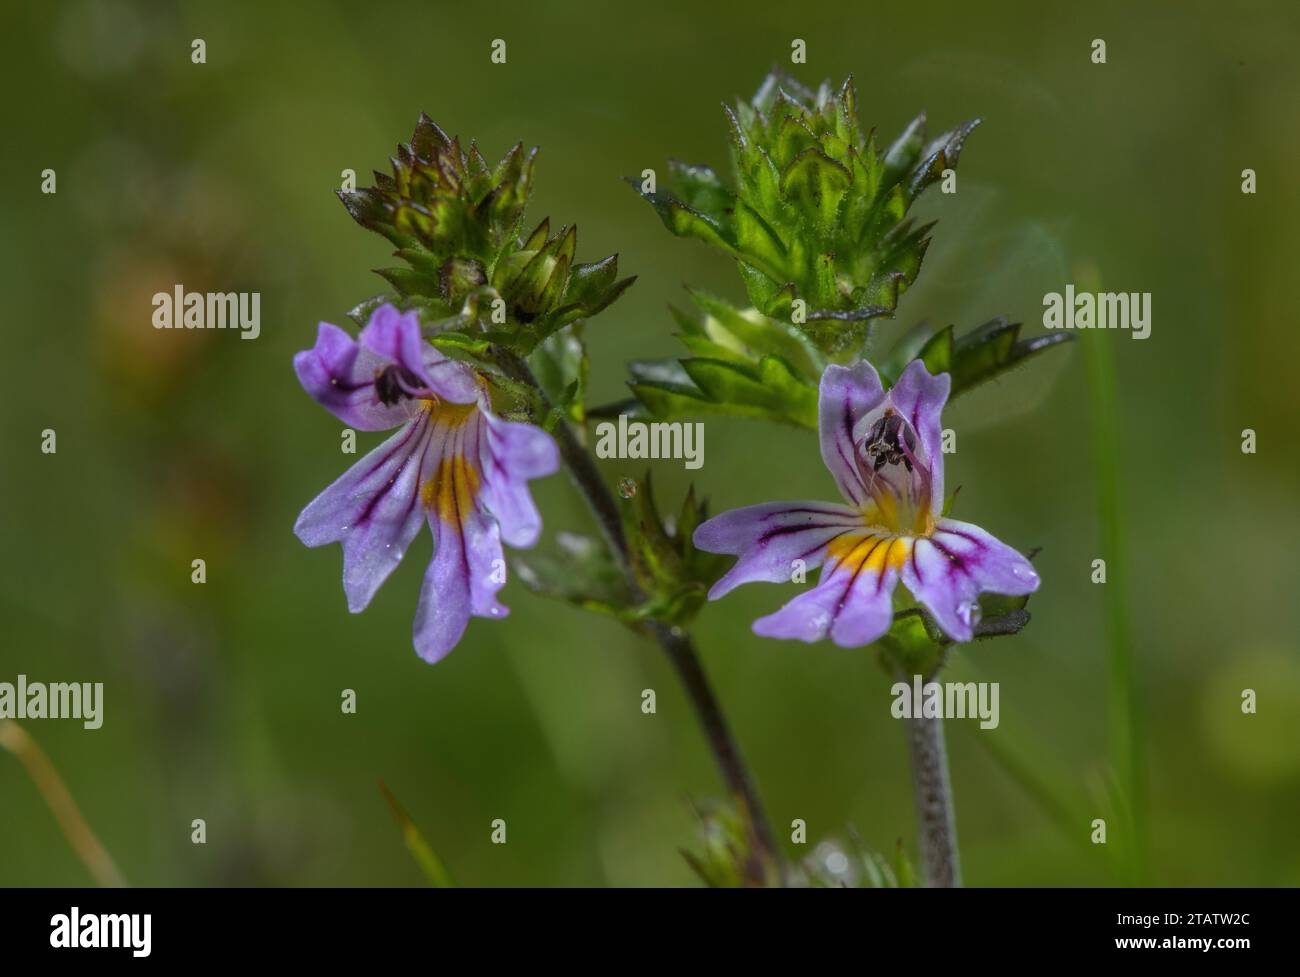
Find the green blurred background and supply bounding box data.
[3,0,1298,886]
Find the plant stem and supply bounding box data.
[903,710,961,887]
[1,719,126,887]
[649,620,779,880]
[495,349,780,880]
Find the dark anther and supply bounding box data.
[374,364,424,406]
[863,408,915,472]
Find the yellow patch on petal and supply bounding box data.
[422,455,480,524]
[867,535,912,574]
[422,399,477,425]
[826,531,875,567]
[417,400,482,524]
[864,498,934,537]
[826,531,912,576]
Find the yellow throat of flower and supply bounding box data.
[418,399,481,521]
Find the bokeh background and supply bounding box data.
[3,0,1298,886]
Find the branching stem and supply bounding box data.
[495,348,780,882]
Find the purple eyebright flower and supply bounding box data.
[694,360,1039,647]
[293,304,559,663]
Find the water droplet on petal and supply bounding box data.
[957,599,982,629]
[1012,564,1036,582]
[617,477,637,500]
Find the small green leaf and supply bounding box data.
[512,532,633,619]
[666,159,734,218]
[528,327,587,423]
[882,316,1075,397]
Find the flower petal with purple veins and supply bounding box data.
[693,501,867,599]
[817,361,887,507]
[294,412,434,612]
[413,465,509,664]
[901,518,1040,642]
[699,357,1040,649]
[294,303,561,664]
[882,360,951,515]
[753,532,904,647]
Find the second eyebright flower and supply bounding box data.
[694,360,1039,647]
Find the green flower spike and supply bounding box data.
[340,113,634,355]
[632,71,978,354]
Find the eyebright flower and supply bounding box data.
[293,304,559,662]
[694,360,1039,646]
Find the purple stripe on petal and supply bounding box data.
[693,501,866,599]
[901,518,1039,642]
[751,535,900,647]
[294,413,432,612]
[885,360,950,516]
[818,362,887,507]
[412,439,511,663]
[931,518,1040,595]
[827,537,902,647]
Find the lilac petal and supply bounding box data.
[412,514,473,664]
[463,509,509,618]
[752,533,902,647]
[477,413,561,547]
[886,360,951,515]
[293,321,413,431]
[422,348,485,405]
[901,518,1040,642]
[294,413,432,612]
[358,304,481,404]
[818,361,887,507]
[412,495,509,665]
[694,501,866,599]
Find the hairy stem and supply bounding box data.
[650,621,779,881]
[495,348,780,880]
[904,709,961,887]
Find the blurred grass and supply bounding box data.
[1080,272,1145,884]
